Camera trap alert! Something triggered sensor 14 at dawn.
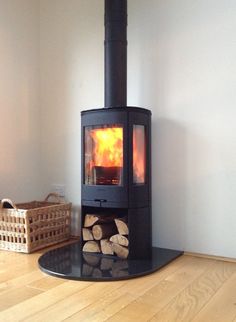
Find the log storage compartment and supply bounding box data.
[82,212,129,258]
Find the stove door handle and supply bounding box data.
[94,199,107,207]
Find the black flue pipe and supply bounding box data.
[105,0,127,108]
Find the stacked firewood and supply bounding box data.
[82,214,129,259]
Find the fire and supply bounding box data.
[90,127,123,167]
[133,125,145,183]
[84,125,145,186]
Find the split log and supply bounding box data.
[110,234,129,246]
[114,217,129,235]
[84,214,116,228]
[112,243,129,259]
[100,239,114,255]
[100,257,114,270]
[82,241,101,253]
[92,223,117,240]
[83,253,100,267]
[82,228,94,241]
[84,214,100,227]
[82,263,93,276]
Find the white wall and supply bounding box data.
[39,0,104,234]
[40,0,236,257]
[128,0,236,258]
[0,0,43,202]
[1,0,235,257]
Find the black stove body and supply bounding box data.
[81,106,152,259]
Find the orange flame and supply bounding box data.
[133,126,146,183]
[90,127,123,167]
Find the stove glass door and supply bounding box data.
[133,124,146,184]
[84,125,123,185]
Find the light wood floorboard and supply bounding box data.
[0,243,235,322]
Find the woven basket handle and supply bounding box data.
[44,193,64,203]
[0,198,18,210]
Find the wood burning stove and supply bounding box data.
[38,0,183,281]
[81,107,152,259]
[80,1,153,260]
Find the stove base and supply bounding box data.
[38,242,183,281]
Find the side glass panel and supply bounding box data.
[84,125,123,185]
[133,125,146,184]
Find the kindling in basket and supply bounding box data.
[0,193,71,253]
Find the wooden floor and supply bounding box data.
[0,243,236,322]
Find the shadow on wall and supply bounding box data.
[70,205,81,236]
[152,118,187,250]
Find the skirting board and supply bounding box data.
[184,251,236,263]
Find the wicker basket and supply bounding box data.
[0,193,71,253]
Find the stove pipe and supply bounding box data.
[105,0,127,108]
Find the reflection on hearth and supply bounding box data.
[82,253,129,278]
[38,241,183,281]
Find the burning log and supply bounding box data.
[92,223,117,240]
[82,228,94,241]
[94,166,122,185]
[110,234,129,246]
[82,241,101,253]
[114,217,129,235]
[112,243,129,259]
[84,214,116,227]
[100,239,114,255]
